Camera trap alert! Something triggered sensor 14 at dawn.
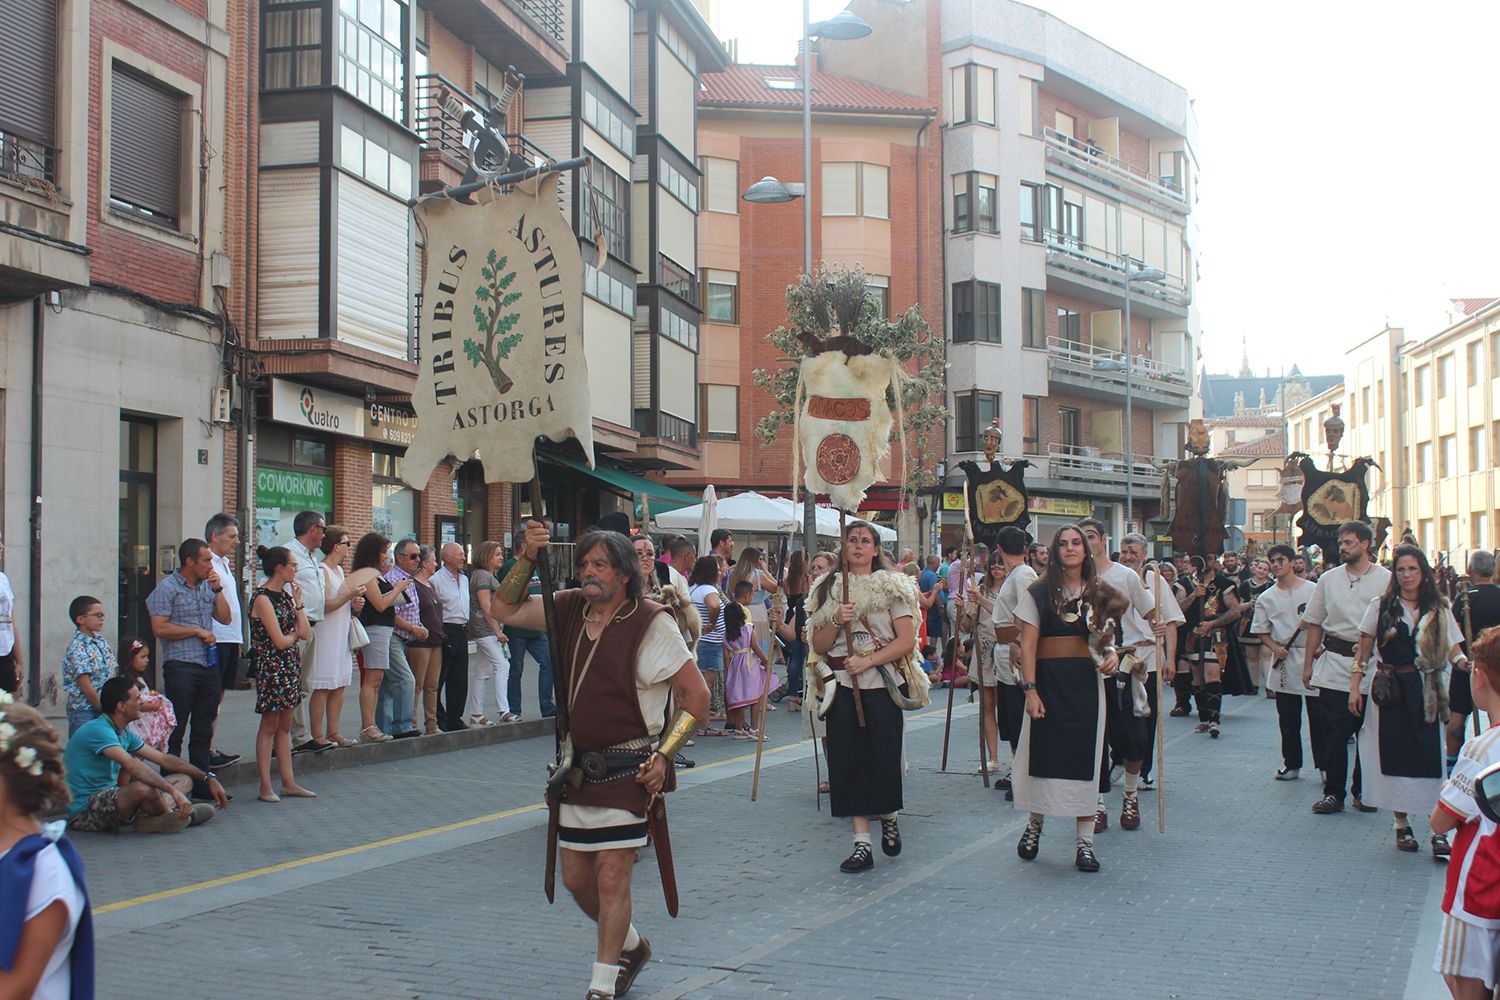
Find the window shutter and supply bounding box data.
[0,0,58,146]
[862,163,888,219]
[821,163,857,216]
[111,64,183,225]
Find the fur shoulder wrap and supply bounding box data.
[806,569,920,630]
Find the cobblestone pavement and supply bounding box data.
[78,689,1457,999]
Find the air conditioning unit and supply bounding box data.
[211,387,232,424]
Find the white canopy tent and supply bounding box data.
[653,492,896,543]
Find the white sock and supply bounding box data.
[1096,795,1105,810]
[1395,818,1412,832]
[590,962,620,996]
[853,831,872,847]
[1124,772,1139,795]
[1076,817,1095,846]
[623,924,640,952]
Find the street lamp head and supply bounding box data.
[809,10,873,39]
[741,176,804,204]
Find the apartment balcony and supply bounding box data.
[1044,442,1162,499]
[414,74,554,193]
[0,128,89,301]
[1040,126,1186,214]
[1042,229,1190,318]
[1045,337,1192,410]
[632,409,701,470]
[419,0,568,77]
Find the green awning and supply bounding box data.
[542,453,698,518]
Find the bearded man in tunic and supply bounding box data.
[492,522,708,1000]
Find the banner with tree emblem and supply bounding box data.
[402,173,593,488]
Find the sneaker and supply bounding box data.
[1074,842,1101,873]
[189,803,216,827]
[133,810,191,834]
[1138,777,1155,791]
[1168,705,1190,717]
[615,935,652,998]
[1433,833,1452,861]
[1120,794,1141,831]
[673,753,695,769]
[209,750,241,768]
[1193,721,1211,733]
[879,817,902,857]
[1094,807,1108,834]
[996,775,1013,790]
[1311,795,1344,814]
[1017,823,1041,860]
[1108,763,1125,786]
[1275,767,1300,781]
[840,842,874,873]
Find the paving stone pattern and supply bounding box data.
[81,691,1448,999]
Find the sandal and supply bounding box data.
[1395,827,1419,852]
[360,726,392,743]
[1433,833,1452,861]
[697,727,729,737]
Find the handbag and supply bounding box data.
[1370,666,1402,708]
[349,617,371,651]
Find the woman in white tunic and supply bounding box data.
[1351,544,1467,858]
[1012,524,1120,873]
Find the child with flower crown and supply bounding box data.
[0,690,95,998]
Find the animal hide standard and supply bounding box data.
[1293,454,1375,554]
[958,458,1033,549]
[796,351,901,512]
[1166,456,1231,558]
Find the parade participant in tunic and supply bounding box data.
[1251,545,1322,782]
[806,521,918,874]
[991,527,1038,798]
[1169,555,1198,718]
[1302,521,1392,815]
[1352,544,1465,857]
[962,554,1006,775]
[1430,626,1500,998]
[1078,520,1165,833]
[1237,558,1274,693]
[1184,552,1241,737]
[1012,525,1121,873]
[1450,552,1500,768]
[490,524,707,1000]
[1118,532,1182,790]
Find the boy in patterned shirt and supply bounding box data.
[61,595,117,734]
[1432,625,1500,996]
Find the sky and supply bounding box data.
[712,0,1500,380]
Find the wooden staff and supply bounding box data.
[1461,575,1479,737]
[839,508,866,728]
[531,473,570,905]
[1150,561,1167,834]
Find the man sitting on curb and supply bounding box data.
[64,676,229,834]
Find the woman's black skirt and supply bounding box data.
[826,683,904,818]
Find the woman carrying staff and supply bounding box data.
[1012,524,1120,873]
[1351,543,1466,859]
[807,521,917,874]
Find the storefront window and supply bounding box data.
[372,448,415,542]
[254,425,334,551]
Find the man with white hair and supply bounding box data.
[431,541,471,731]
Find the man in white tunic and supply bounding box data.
[1300,522,1391,814]
[1119,533,1183,790]
[1251,544,1321,781]
[991,527,1037,799]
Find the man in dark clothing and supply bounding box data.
[1450,551,1500,766]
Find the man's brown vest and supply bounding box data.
[554,589,672,817]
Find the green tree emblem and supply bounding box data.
[464,250,524,394]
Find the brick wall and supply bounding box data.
[486,483,515,543]
[332,439,374,536]
[416,459,459,545]
[88,0,210,305]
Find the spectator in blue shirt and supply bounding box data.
[61,595,116,734]
[919,555,945,646]
[64,676,226,834]
[146,538,232,800]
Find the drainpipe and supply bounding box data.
[28,296,44,703]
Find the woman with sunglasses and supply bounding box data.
[306,526,367,748]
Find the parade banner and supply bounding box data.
[402,173,593,488]
[795,350,901,512]
[1291,453,1376,554]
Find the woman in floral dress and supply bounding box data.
[250,544,315,803]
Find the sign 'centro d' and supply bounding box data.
[402,172,594,487]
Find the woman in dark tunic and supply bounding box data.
[1353,544,1465,857]
[1012,524,1120,873]
[808,520,917,874]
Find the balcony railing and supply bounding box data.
[658,254,699,310]
[634,409,699,450]
[414,74,553,174]
[517,0,566,44]
[1040,125,1185,204]
[1046,336,1190,392]
[1047,442,1160,489]
[1041,229,1191,309]
[0,128,58,188]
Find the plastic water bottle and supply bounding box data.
[205,643,219,669]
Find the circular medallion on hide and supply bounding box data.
[816,433,860,485]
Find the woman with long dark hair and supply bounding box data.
[1352,544,1466,857]
[1012,524,1120,872]
[349,532,413,743]
[775,550,810,710]
[807,521,917,873]
[688,555,728,736]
